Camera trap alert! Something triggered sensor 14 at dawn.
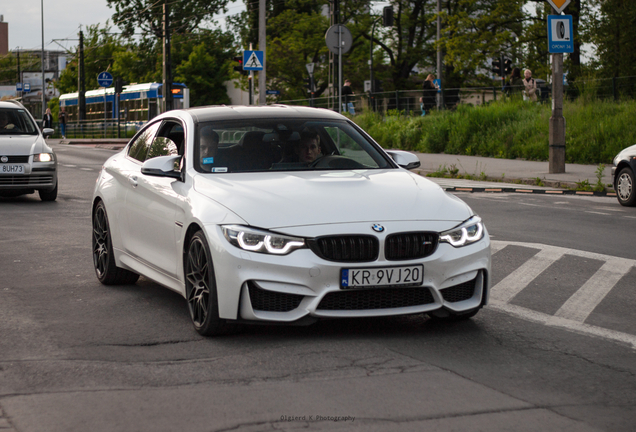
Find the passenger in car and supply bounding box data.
[0,111,16,130]
[295,128,322,163]
[199,126,220,172]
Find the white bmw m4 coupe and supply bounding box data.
[92,105,491,336]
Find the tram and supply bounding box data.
[59,83,189,123]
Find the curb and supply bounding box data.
[444,186,617,197]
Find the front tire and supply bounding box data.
[92,201,140,285]
[39,182,58,201]
[185,230,233,336]
[616,167,636,206]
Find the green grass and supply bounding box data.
[353,98,636,165]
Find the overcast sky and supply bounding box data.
[2,0,243,52]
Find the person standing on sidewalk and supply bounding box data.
[523,69,538,102]
[42,108,53,130]
[420,74,438,115]
[59,107,67,138]
[508,68,524,95]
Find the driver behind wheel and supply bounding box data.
[296,128,322,163]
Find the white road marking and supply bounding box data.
[553,258,634,323]
[490,240,636,349]
[489,301,636,350]
[489,241,506,255]
[490,247,565,303]
[80,168,93,171]
[585,211,611,215]
[62,164,77,167]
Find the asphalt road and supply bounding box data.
[0,144,635,432]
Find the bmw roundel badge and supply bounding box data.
[371,224,385,233]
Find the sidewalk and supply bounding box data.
[411,152,614,194]
[49,139,615,194]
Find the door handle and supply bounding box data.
[129,175,138,188]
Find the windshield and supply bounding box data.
[195,118,392,173]
[0,108,39,135]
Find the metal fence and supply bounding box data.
[278,75,636,116]
[50,119,144,139]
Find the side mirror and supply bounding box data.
[141,155,182,179]
[42,128,55,138]
[385,150,421,170]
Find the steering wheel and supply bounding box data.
[309,155,365,169]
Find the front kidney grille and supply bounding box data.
[248,282,304,312]
[385,232,439,261]
[309,235,379,262]
[317,287,434,310]
[440,277,476,303]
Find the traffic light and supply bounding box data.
[114,78,126,94]
[233,56,248,75]
[382,6,394,27]
[492,58,502,77]
[503,59,513,76]
[304,76,316,93]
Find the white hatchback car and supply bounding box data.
[92,105,491,336]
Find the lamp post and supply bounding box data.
[41,0,46,120]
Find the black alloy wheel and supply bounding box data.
[616,167,636,206]
[92,201,139,285]
[185,230,233,336]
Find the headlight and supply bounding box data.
[33,153,54,162]
[221,225,306,255]
[440,216,484,247]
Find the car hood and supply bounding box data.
[0,135,44,155]
[193,169,472,229]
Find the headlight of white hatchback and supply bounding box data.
[221,225,306,255]
[439,216,484,247]
[33,153,54,162]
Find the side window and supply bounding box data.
[156,121,185,155]
[128,122,161,162]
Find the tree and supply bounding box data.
[173,30,235,106]
[56,24,124,94]
[587,0,636,77]
[106,0,230,40]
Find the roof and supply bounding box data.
[0,100,27,109]
[184,105,346,123]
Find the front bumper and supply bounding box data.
[206,223,491,323]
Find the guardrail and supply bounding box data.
[50,120,144,139]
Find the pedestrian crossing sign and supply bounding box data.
[243,50,264,71]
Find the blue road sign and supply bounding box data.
[97,71,114,87]
[265,90,280,95]
[548,15,574,54]
[24,83,31,92]
[243,50,264,71]
[433,79,441,93]
[16,83,23,92]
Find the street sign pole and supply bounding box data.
[338,25,343,114]
[547,4,569,174]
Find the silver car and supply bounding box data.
[0,100,58,201]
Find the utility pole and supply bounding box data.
[549,5,566,174]
[436,0,443,110]
[16,49,21,99]
[41,0,46,120]
[258,0,266,105]
[162,1,173,112]
[78,29,86,121]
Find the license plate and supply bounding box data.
[341,265,424,289]
[1,164,25,174]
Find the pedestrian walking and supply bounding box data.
[42,108,53,130]
[420,74,438,115]
[59,107,67,138]
[523,69,538,102]
[341,79,355,114]
[508,68,524,95]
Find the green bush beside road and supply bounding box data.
[353,98,636,165]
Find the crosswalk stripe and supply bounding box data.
[489,241,506,255]
[490,247,566,303]
[553,258,634,323]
